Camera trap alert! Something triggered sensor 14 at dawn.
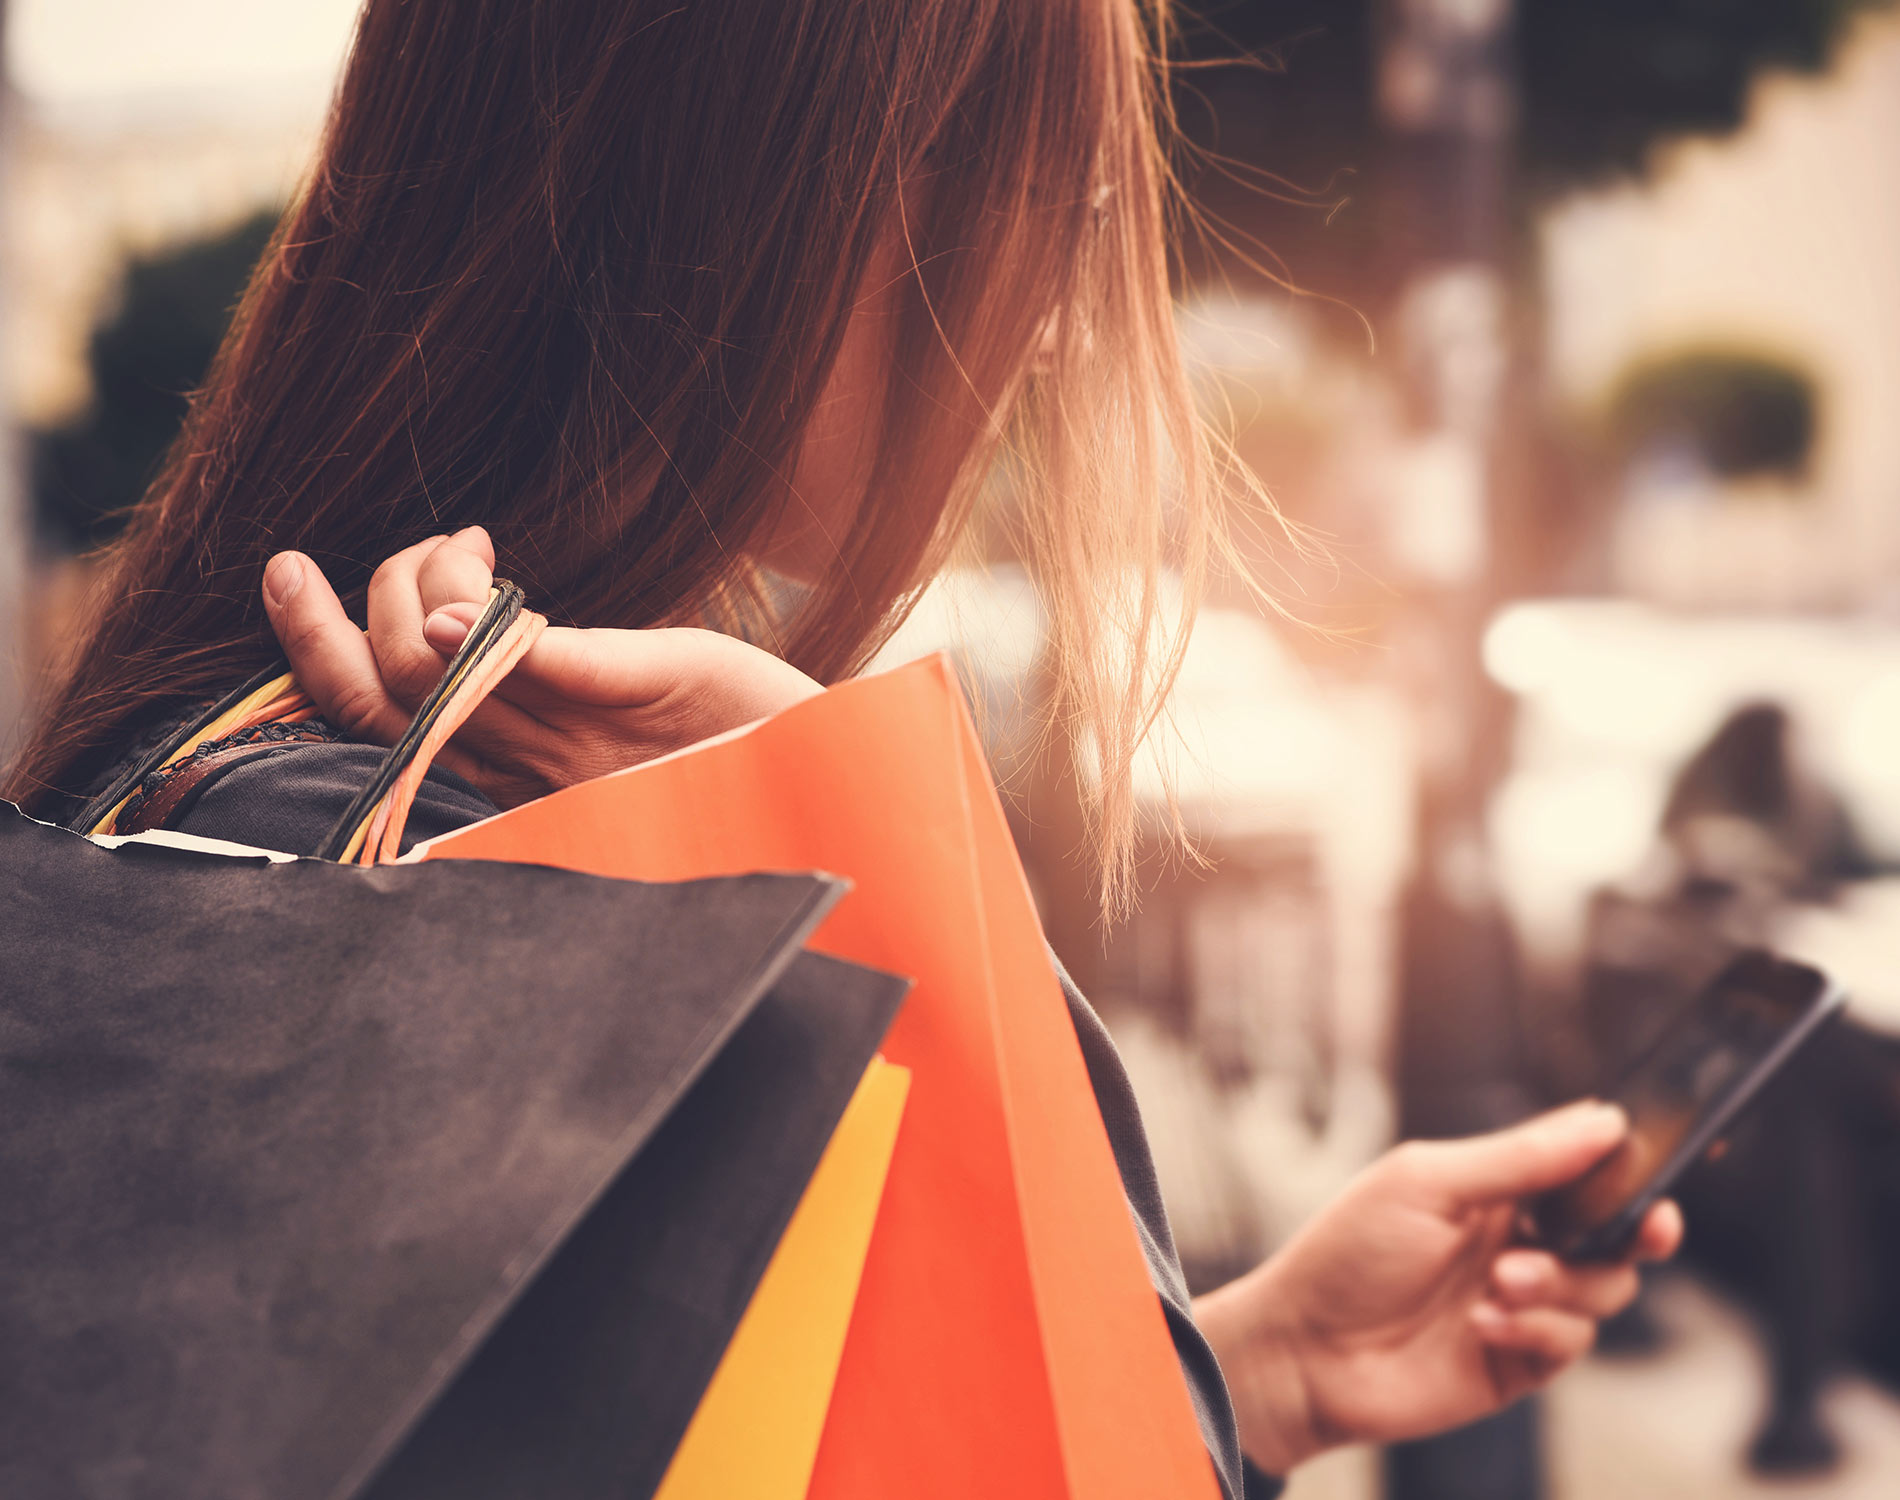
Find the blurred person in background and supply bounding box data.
[3,2,1679,1494]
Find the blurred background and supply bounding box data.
[7,2,1900,1496]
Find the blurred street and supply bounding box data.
[1547,1278,1900,1500]
[1286,1276,1900,1500]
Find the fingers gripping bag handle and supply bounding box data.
[75,582,545,863]
[317,583,545,864]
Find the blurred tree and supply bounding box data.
[1605,348,1819,480]
[31,210,278,550]
[1173,0,1892,304]
[1518,0,1888,188]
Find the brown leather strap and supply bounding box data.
[118,726,338,837]
[117,747,278,837]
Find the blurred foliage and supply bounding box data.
[1519,0,1892,188]
[1175,0,1890,185]
[32,210,278,549]
[1172,0,1893,302]
[1604,348,1818,479]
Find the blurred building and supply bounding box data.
[1542,11,1900,612]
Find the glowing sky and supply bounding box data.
[8,0,361,105]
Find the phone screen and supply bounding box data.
[1534,950,1840,1259]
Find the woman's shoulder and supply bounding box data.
[160,738,498,857]
[1054,962,1280,1500]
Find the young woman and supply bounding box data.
[8,2,1677,1494]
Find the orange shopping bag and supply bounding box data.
[413,655,1220,1500]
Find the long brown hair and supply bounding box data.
[10,0,1236,906]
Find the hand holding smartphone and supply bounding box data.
[1533,950,1846,1262]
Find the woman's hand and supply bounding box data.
[260,526,822,806]
[1193,1101,1682,1475]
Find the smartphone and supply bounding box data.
[1533,949,1846,1262]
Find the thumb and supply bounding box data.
[494,625,802,711]
[1408,1100,1628,1206]
[496,625,705,709]
[415,618,691,708]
